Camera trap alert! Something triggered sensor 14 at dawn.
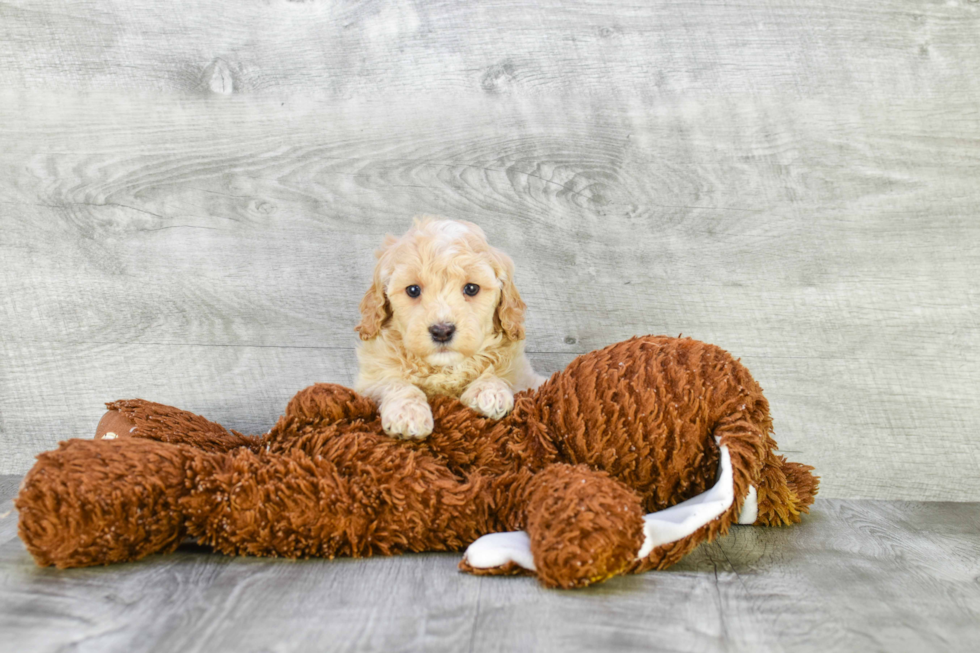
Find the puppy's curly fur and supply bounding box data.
[355,217,545,439]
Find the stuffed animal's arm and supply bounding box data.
[98,399,259,453]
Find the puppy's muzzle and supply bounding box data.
[429,323,456,344]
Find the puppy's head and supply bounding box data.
[356,216,526,366]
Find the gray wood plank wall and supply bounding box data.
[1,0,978,500]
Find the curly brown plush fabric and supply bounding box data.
[16,336,817,589]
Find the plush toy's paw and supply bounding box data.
[16,438,192,568]
[460,377,514,420]
[95,410,137,440]
[380,395,434,439]
[462,531,536,572]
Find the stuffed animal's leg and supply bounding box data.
[460,440,752,584]
[178,436,513,559]
[96,384,378,453]
[16,438,199,568]
[96,399,259,453]
[461,463,646,589]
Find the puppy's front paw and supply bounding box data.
[461,378,514,420]
[381,396,434,439]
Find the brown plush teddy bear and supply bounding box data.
[16,336,817,589]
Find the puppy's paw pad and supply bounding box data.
[381,399,434,439]
[461,381,514,420]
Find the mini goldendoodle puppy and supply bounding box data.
[354,217,545,439]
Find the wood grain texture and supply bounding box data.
[1,0,979,499]
[2,478,978,653]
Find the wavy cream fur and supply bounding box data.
[355,217,545,439]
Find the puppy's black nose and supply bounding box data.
[429,323,456,343]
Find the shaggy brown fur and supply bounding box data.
[16,336,817,588]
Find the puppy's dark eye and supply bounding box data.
[406,285,421,298]
[463,283,480,297]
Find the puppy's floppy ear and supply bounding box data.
[355,235,397,341]
[489,247,527,341]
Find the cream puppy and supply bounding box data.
[355,217,545,439]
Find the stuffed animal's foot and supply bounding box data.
[16,438,195,568]
[460,377,514,420]
[461,531,536,573]
[459,532,535,578]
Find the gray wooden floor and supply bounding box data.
[1,476,977,653]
